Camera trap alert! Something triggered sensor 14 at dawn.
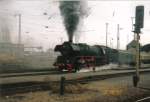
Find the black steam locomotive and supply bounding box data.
[54,41,136,72]
[54,41,108,72]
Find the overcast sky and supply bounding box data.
[0,0,150,50]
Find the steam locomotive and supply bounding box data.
[54,41,136,72]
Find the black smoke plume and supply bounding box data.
[59,1,83,43]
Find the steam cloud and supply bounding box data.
[59,1,85,42]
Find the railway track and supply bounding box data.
[1,64,149,78]
[0,69,72,78]
[1,69,150,96]
[136,96,150,102]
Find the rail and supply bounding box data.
[1,69,150,96]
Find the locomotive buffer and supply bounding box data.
[133,6,144,87]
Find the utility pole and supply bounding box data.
[18,13,22,45]
[117,24,120,66]
[106,23,109,47]
[131,17,135,31]
[133,6,144,87]
[15,13,22,58]
[110,38,113,48]
[117,24,123,50]
[131,17,136,40]
[117,24,120,50]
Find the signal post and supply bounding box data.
[133,6,144,87]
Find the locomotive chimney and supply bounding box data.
[69,36,73,43]
[69,39,72,43]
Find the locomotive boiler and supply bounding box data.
[54,41,108,72]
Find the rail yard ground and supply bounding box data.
[0,71,150,102]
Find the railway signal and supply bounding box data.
[135,6,144,31]
[133,5,144,87]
